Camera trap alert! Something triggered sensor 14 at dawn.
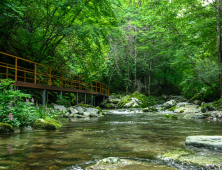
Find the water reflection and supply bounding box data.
[0,110,221,169]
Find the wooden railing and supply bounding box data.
[0,51,109,96]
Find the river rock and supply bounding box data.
[0,123,14,133]
[185,136,222,150]
[124,98,142,108]
[33,117,62,130]
[201,106,216,113]
[176,102,188,107]
[52,104,67,112]
[74,106,86,115]
[190,113,210,119]
[193,100,202,106]
[67,107,79,114]
[86,108,99,114]
[108,98,121,104]
[208,111,222,119]
[174,104,200,114]
[83,112,91,117]
[163,100,176,109]
[84,157,176,170]
[168,95,187,102]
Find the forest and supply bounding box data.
[0,0,222,101]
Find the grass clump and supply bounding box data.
[168,106,179,111]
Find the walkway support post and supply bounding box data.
[91,94,93,106]
[94,95,95,106]
[76,92,78,105]
[84,93,86,104]
[42,89,47,106]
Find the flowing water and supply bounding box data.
[0,109,222,170]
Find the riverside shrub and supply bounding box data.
[0,79,38,127]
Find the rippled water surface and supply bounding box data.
[0,109,222,170]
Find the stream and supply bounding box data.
[0,109,222,170]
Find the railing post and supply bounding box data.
[34,63,37,84]
[71,74,73,88]
[60,71,63,87]
[91,80,93,91]
[15,58,17,81]
[49,68,51,86]
[100,83,101,93]
[6,64,8,79]
[78,76,81,89]
[24,69,26,82]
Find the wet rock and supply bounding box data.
[124,98,142,108]
[86,108,99,115]
[67,107,79,114]
[201,106,216,113]
[142,107,158,112]
[208,111,222,119]
[74,106,86,115]
[193,100,201,106]
[84,157,176,170]
[0,123,13,133]
[33,117,62,130]
[52,104,67,112]
[109,98,121,104]
[168,95,187,102]
[83,112,91,117]
[176,102,188,107]
[174,104,200,114]
[190,113,210,119]
[185,136,222,150]
[163,100,176,109]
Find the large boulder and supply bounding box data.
[163,100,176,109]
[84,157,176,170]
[33,117,61,130]
[185,136,222,150]
[116,91,147,108]
[0,123,14,133]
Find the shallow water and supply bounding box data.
[0,109,222,170]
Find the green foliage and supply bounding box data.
[163,114,178,119]
[56,95,72,107]
[168,106,179,112]
[0,79,38,127]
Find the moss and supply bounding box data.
[212,98,222,108]
[168,106,179,111]
[116,91,148,108]
[33,117,62,130]
[96,106,105,115]
[161,106,166,111]
[179,110,184,113]
[142,107,158,112]
[163,114,178,119]
[0,122,14,133]
[163,149,194,159]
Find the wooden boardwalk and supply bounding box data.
[0,51,109,97]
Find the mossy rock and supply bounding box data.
[116,91,148,108]
[96,106,105,115]
[163,114,178,119]
[142,107,158,112]
[0,123,14,133]
[168,106,179,111]
[33,117,62,130]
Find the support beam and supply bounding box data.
[42,89,47,106]
[94,95,95,106]
[76,92,78,105]
[103,96,105,101]
[91,94,93,106]
[84,93,86,104]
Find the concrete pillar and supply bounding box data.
[42,89,47,106]
[103,96,105,101]
[84,93,87,104]
[76,92,78,105]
